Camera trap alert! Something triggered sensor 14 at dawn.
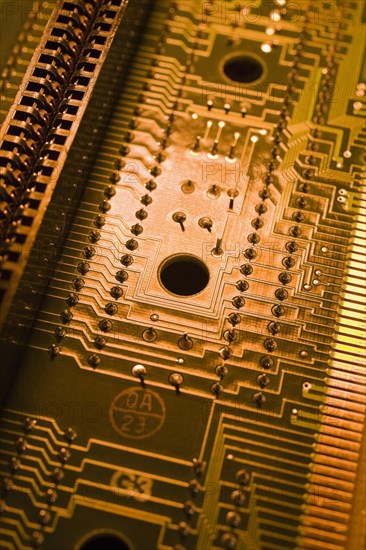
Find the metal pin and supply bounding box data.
[227,144,236,160]
[132,364,147,386]
[212,238,223,257]
[169,372,183,393]
[181,179,195,194]
[227,132,240,159]
[172,211,186,231]
[227,188,239,210]
[191,135,201,153]
[178,333,193,350]
[198,217,213,232]
[207,184,220,199]
[142,327,157,342]
[208,122,225,158]
[209,140,219,157]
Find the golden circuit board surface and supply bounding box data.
[0,1,365,549]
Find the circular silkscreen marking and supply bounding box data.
[110,387,165,439]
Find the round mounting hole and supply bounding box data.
[223,55,264,83]
[80,535,131,550]
[159,255,209,296]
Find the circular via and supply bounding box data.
[222,53,265,84]
[159,254,210,296]
[109,387,165,439]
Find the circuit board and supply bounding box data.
[0,1,365,549]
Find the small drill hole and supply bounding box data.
[80,535,131,550]
[223,55,264,83]
[159,255,209,296]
